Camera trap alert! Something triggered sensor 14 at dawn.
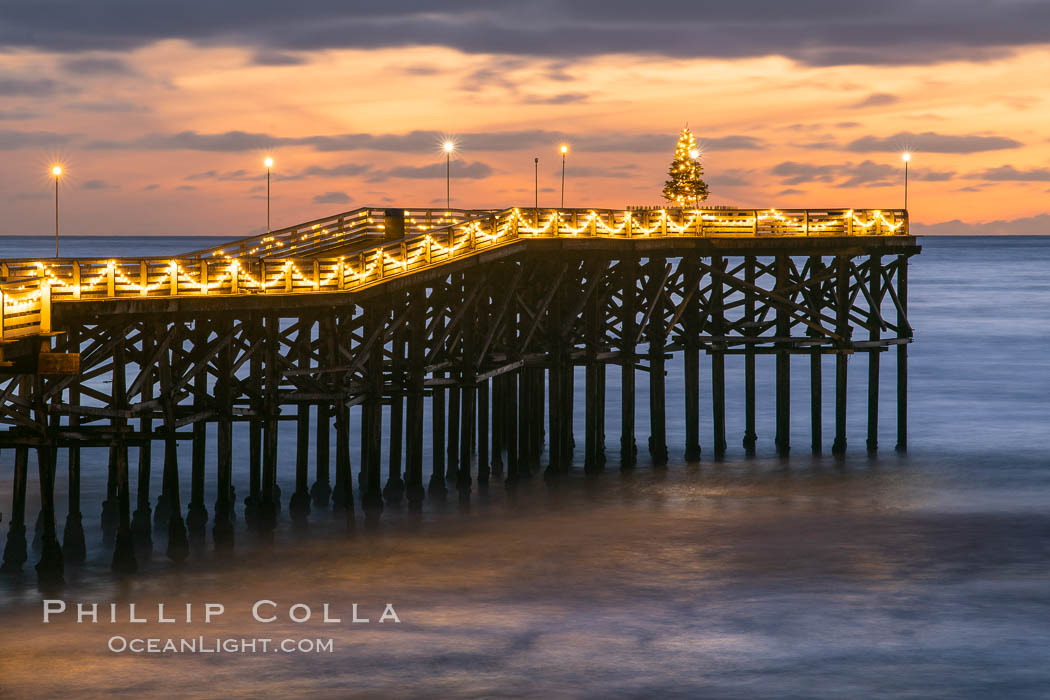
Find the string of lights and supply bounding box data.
[2,207,903,325]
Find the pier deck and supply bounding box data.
[0,205,918,581]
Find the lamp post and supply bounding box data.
[534,157,539,211]
[901,152,911,210]
[51,165,62,257]
[443,140,455,209]
[264,156,274,233]
[559,144,568,208]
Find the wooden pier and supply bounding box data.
[0,205,918,582]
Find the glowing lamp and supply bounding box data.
[51,165,63,176]
[901,152,911,162]
[689,149,699,159]
[443,141,455,153]
[264,157,274,168]
[560,145,568,154]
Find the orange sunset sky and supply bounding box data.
[1,2,1048,237]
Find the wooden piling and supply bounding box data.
[809,257,824,454]
[385,315,406,504]
[259,315,280,532]
[187,324,209,540]
[743,256,758,454]
[405,287,427,506]
[896,254,909,452]
[867,255,882,452]
[711,256,727,458]
[1,379,30,571]
[683,259,701,462]
[833,255,850,456]
[362,303,384,511]
[647,264,669,466]
[110,336,135,573]
[213,315,235,549]
[132,326,153,546]
[34,375,64,583]
[62,327,86,563]
[291,318,313,520]
[620,258,638,468]
[774,255,791,456]
[158,325,189,562]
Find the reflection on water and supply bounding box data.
[2,236,1050,697]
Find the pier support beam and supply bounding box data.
[682,260,701,462]
[35,377,64,584]
[2,380,30,571]
[647,263,669,467]
[774,255,791,456]
[110,337,135,574]
[62,328,86,563]
[385,314,406,505]
[867,255,882,453]
[584,275,605,473]
[711,256,727,458]
[620,258,638,468]
[213,316,235,550]
[896,254,909,452]
[132,328,153,547]
[405,288,427,507]
[187,326,209,542]
[158,329,189,562]
[809,257,824,454]
[362,304,384,512]
[833,255,850,456]
[290,318,313,522]
[743,257,758,454]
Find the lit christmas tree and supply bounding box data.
[661,127,710,208]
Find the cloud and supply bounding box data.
[912,213,1050,236]
[0,2,1047,67]
[550,164,639,178]
[520,92,588,105]
[776,188,805,196]
[849,92,898,108]
[313,191,352,204]
[965,165,1050,181]
[369,160,494,181]
[402,65,440,76]
[251,51,307,66]
[846,131,1022,153]
[772,159,952,187]
[294,163,373,179]
[66,100,149,113]
[142,184,160,191]
[0,129,74,149]
[87,130,280,151]
[81,179,119,191]
[85,128,761,154]
[59,56,138,76]
[770,161,837,185]
[0,74,60,97]
[834,160,897,187]
[0,108,38,120]
[175,185,197,191]
[185,168,255,181]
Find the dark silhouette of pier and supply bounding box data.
[0,206,918,583]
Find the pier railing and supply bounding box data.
[0,277,50,341]
[0,207,907,333]
[181,207,494,260]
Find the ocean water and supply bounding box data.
[1,235,1049,698]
